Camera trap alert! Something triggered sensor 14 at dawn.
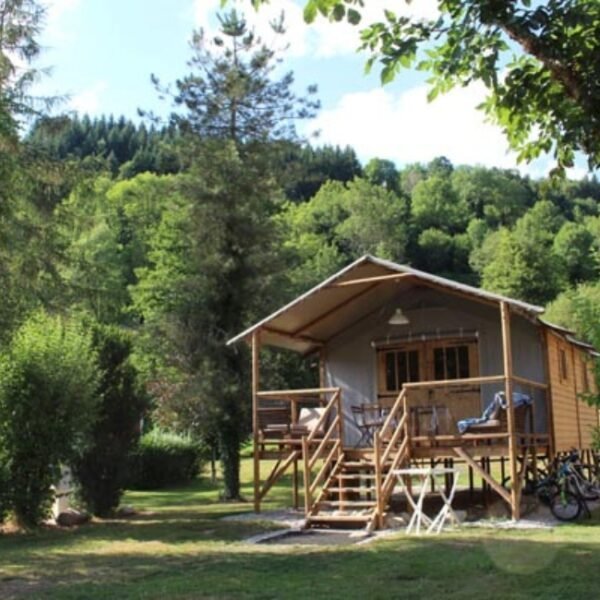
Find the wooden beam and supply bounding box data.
[257,387,339,398]
[501,301,520,519]
[263,326,324,347]
[453,447,512,506]
[293,282,382,336]
[511,375,548,390]
[252,332,260,513]
[259,451,299,501]
[409,278,500,309]
[403,374,505,389]
[330,273,412,287]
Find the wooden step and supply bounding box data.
[340,462,395,470]
[325,486,377,493]
[341,461,376,469]
[335,473,377,480]
[307,514,373,523]
[317,500,376,509]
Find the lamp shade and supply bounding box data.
[388,308,409,325]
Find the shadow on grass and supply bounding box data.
[0,471,296,561]
[5,531,600,600]
[2,468,600,600]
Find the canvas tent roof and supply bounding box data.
[227,255,558,355]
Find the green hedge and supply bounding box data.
[128,430,203,489]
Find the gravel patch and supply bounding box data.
[223,509,305,530]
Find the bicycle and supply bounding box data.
[533,462,583,522]
[564,449,600,501]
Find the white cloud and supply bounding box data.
[309,82,558,176]
[191,0,439,59]
[69,81,108,114]
[43,0,81,44]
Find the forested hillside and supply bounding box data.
[1,1,599,508]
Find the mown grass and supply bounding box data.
[1,458,600,599]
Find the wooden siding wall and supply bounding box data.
[573,345,599,448]
[548,331,599,451]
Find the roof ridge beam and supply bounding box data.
[330,273,412,287]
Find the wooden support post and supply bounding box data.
[541,330,556,457]
[319,348,327,389]
[403,393,413,501]
[252,331,261,513]
[293,458,299,509]
[501,301,520,519]
[468,465,474,499]
[481,458,488,505]
[454,448,512,507]
[302,436,311,517]
[570,345,583,449]
[374,432,383,529]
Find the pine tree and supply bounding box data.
[138,9,318,499]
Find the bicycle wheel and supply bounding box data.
[550,490,582,522]
[580,480,600,501]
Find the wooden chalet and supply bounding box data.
[228,255,600,531]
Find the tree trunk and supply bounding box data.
[219,415,241,500]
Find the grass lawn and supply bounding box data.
[1,459,600,600]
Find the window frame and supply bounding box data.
[376,337,479,396]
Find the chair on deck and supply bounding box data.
[351,404,386,447]
[257,405,292,441]
[458,392,532,441]
[257,405,293,454]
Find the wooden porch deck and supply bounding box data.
[253,377,551,531]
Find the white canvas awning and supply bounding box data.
[227,255,549,354]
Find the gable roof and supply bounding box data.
[227,255,550,354]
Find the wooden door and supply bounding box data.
[375,338,481,432]
[377,343,426,409]
[424,339,481,430]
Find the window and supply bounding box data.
[559,348,569,381]
[383,349,420,391]
[376,338,478,395]
[433,345,470,380]
[582,361,590,392]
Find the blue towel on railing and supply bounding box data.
[457,391,532,434]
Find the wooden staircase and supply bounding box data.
[306,456,385,531]
[303,389,410,532]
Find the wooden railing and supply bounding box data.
[256,387,339,440]
[300,388,344,516]
[402,375,549,440]
[371,374,551,527]
[253,387,342,512]
[373,388,410,528]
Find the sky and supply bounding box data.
[35,0,591,179]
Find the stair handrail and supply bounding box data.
[379,388,407,441]
[374,388,410,527]
[302,387,343,518]
[306,387,342,445]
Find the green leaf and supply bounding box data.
[304,1,318,23]
[364,56,375,75]
[427,86,440,102]
[347,9,361,25]
[381,64,395,85]
[332,4,345,22]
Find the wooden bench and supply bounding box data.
[257,406,291,440]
